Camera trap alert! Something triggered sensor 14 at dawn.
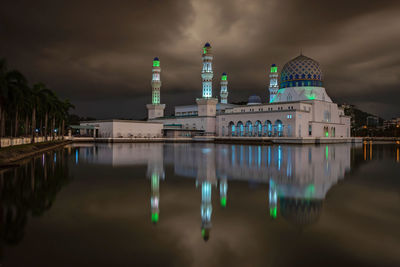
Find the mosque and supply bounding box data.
[147,42,351,139]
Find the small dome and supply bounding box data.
[153,57,159,61]
[280,55,323,88]
[204,42,211,47]
[247,95,262,105]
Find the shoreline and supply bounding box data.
[0,140,72,168]
[1,136,398,168]
[71,136,365,144]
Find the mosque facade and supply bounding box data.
[147,42,351,139]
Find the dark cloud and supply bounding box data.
[1,0,400,119]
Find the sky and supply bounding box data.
[1,0,400,119]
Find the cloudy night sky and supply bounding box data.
[1,0,400,119]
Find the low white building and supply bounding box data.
[79,120,163,138]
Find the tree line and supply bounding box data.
[0,58,74,139]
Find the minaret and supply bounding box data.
[269,64,279,103]
[220,72,228,104]
[146,57,165,119]
[201,42,213,98]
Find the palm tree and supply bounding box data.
[61,99,74,137]
[0,58,75,139]
[0,59,9,137]
[6,70,28,137]
[30,83,51,140]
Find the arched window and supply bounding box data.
[255,120,262,137]
[264,120,272,137]
[245,121,253,136]
[237,121,244,136]
[274,120,283,137]
[228,121,235,136]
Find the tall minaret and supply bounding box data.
[220,72,228,104]
[201,42,213,98]
[269,64,279,103]
[146,57,165,119]
[151,57,161,105]
[196,42,218,134]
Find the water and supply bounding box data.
[1,143,399,266]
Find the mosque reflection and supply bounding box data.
[74,142,360,240]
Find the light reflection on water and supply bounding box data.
[74,143,351,235]
[1,142,400,266]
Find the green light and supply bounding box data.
[305,184,315,198]
[201,229,206,237]
[220,197,227,207]
[271,66,277,73]
[151,212,159,223]
[325,145,329,159]
[221,75,227,81]
[325,132,329,137]
[270,207,277,219]
[152,173,159,189]
[203,47,207,54]
[303,87,316,100]
[153,60,160,67]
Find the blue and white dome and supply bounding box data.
[280,55,323,89]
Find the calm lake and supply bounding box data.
[1,143,400,266]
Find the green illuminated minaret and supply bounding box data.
[146,57,166,119]
[269,64,279,103]
[151,57,161,104]
[220,72,228,104]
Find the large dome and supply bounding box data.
[280,55,324,89]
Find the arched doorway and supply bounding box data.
[245,121,253,136]
[255,120,262,137]
[237,121,244,136]
[228,121,235,136]
[274,120,283,137]
[264,120,272,137]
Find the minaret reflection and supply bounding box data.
[147,144,165,224]
[219,176,227,208]
[197,145,217,241]
[269,179,278,219]
[173,143,353,228]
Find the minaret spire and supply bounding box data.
[269,64,279,103]
[146,57,165,119]
[151,57,161,104]
[201,42,213,98]
[220,72,228,104]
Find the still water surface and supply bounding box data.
[1,143,400,266]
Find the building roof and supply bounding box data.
[80,119,163,124]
